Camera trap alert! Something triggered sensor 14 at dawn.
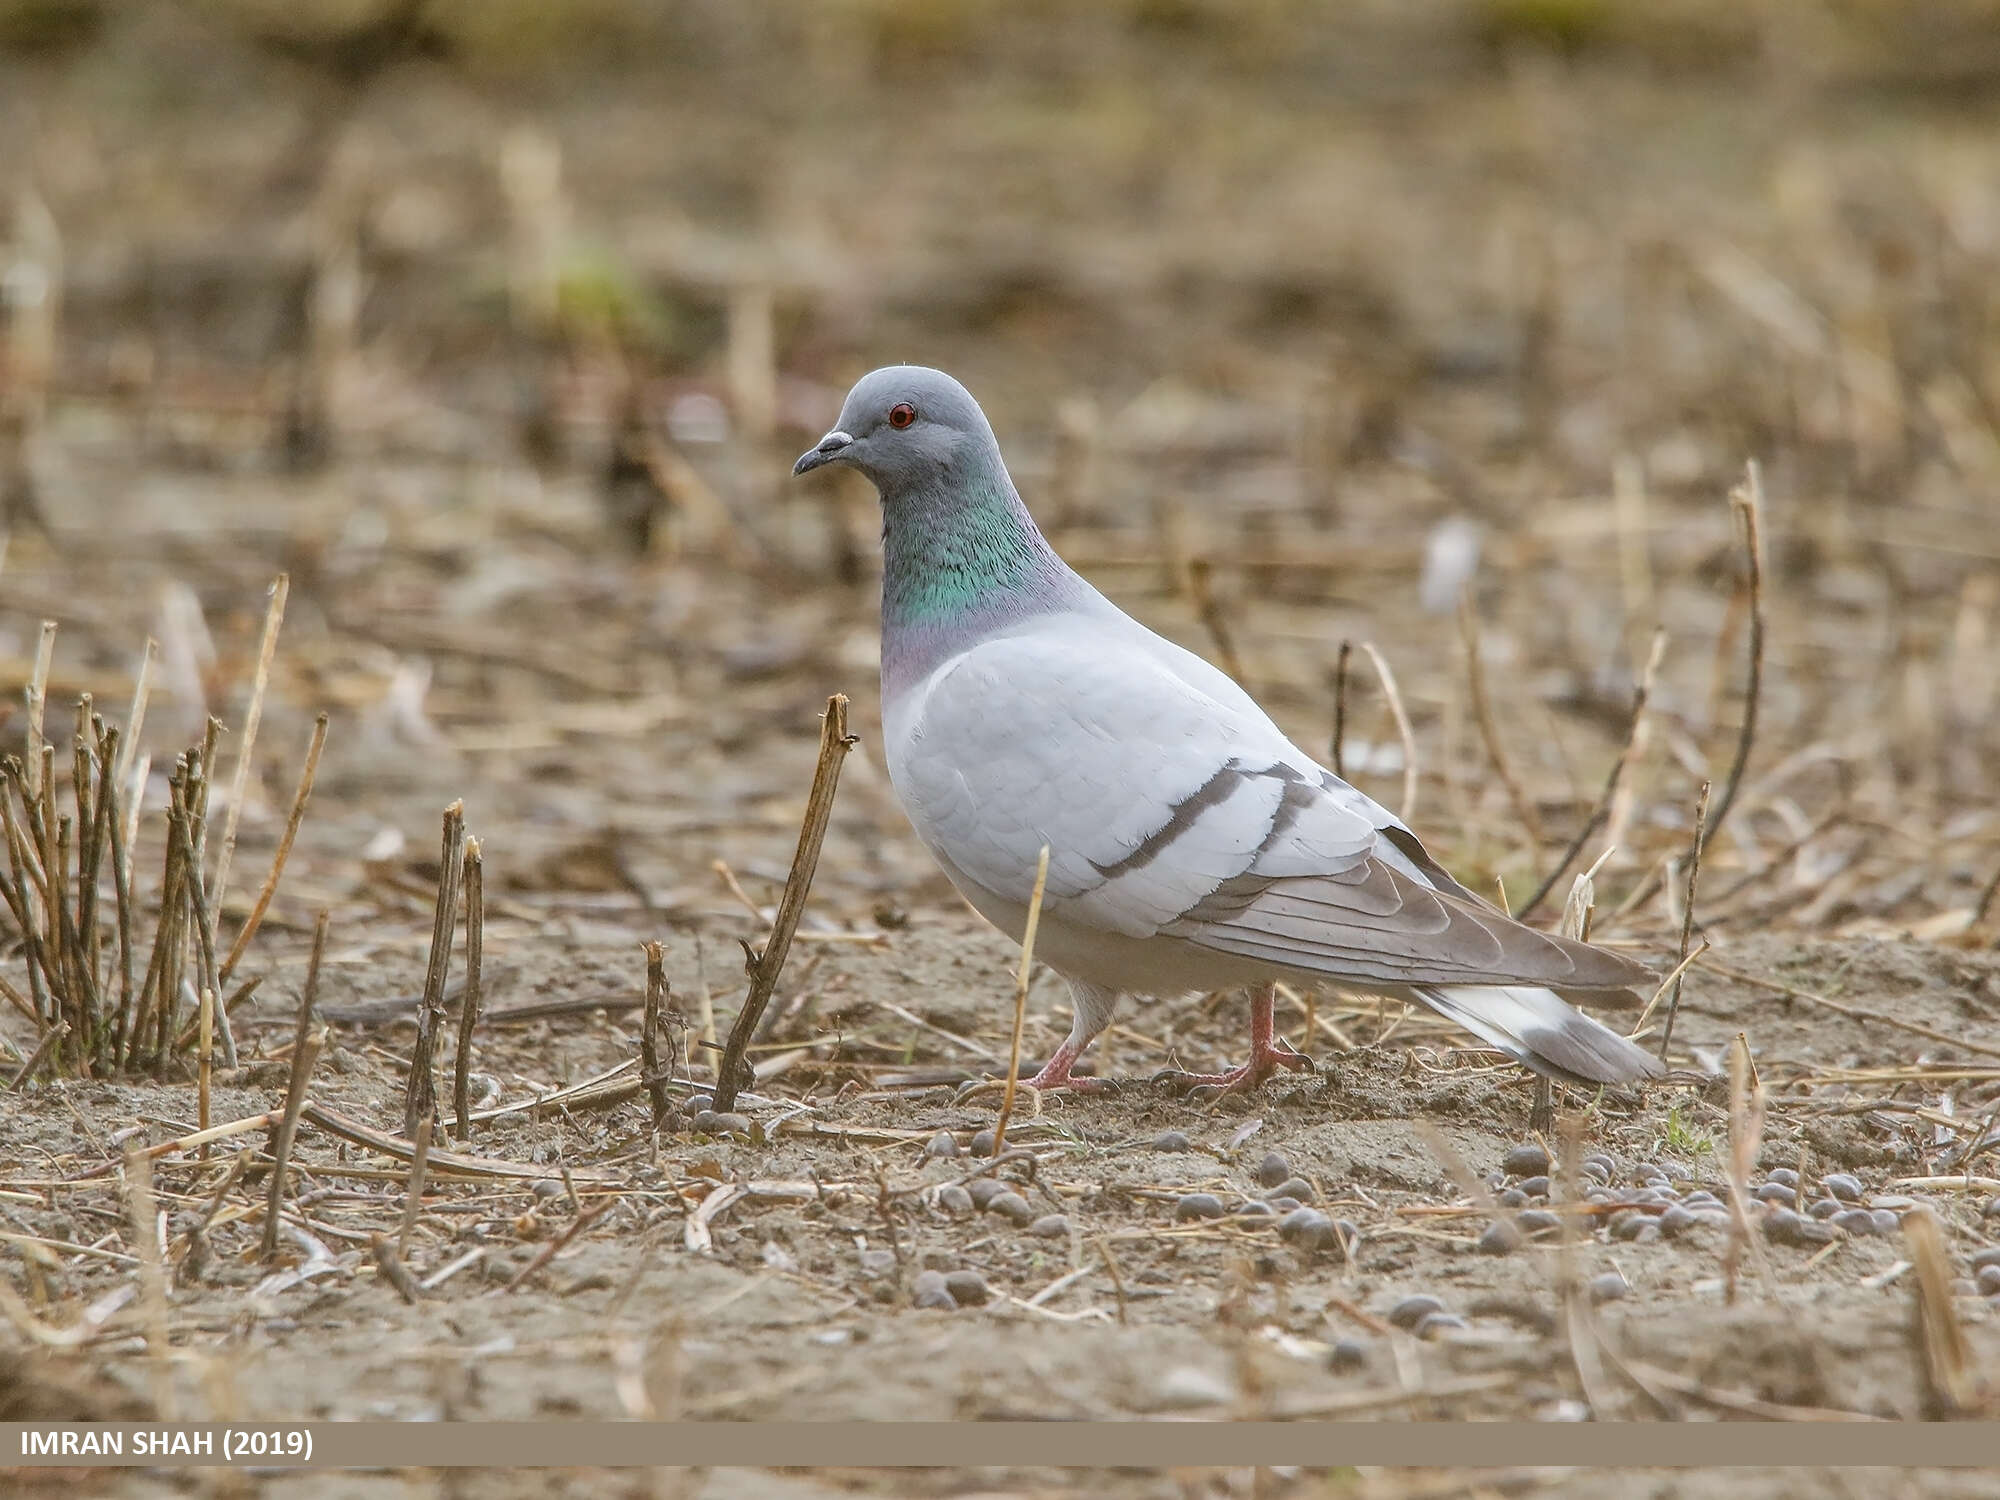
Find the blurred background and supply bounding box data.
[2,0,1998,1003]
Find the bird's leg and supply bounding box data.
[1155,982,1315,1093]
[1020,979,1120,1093]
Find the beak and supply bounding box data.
[793,430,854,476]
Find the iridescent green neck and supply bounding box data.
[878,465,1087,694]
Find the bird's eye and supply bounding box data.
[888,402,916,430]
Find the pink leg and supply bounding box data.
[1155,983,1315,1093]
[1024,1036,1112,1092]
[1020,979,1120,1092]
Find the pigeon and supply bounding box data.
[795,366,1660,1093]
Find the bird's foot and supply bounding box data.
[953,1057,1114,1103]
[1152,1038,1315,1095]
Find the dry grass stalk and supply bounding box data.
[301,1101,621,1183]
[220,710,325,983]
[397,1114,433,1258]
[24,619,55,800]
[639,939,678,1132]
[1358,640,1418,823]
[263,911,328,1260]
[712,694,856,1112]
[1723,1031,1776,1303]
[4,1018,66,1090]
[1556,1111,1613,1418]
[992,844,1052,1157]
[196,986,213,1155]
[210,574,288,911]
[450,836,484,1140]
[1187,556,1248,686]
[1655,780,1711,1062]
[1329,639,1352,779]
[404,800,467,1138]
[1703,460,1766,843]
[1517,627,1666,921]
[1458,591,1544,857]
[1904,1208,1986,1416]
[123,1142,176,1419]
[369,1233,425,1305]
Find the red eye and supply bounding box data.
[888,402,916,429]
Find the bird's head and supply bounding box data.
[792,365,999,495]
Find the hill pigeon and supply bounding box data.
[795,366,1660,1093]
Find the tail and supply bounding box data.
[1412,985,1662,1087]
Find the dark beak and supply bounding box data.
[793,430,854,476]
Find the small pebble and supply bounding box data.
[1254,1152,1291,1188]
[1580,1161,1611,1186]
[1497,1188,1529,1208]
[1277,1207,1334,1249]
[968,1129,998,1158]
[1753,1183,1796,1207]
[1236,1199,1275,1218]
[1637,1163,1669,1184]
[912,1270,955,1310]
[1272,1177,1316,1203]
[1983,1196,2000,1218]
[1832,1208,1878,1238]
[1766,1167,1799,1188]
[1266,1196,1302,1214]
[1870,1194,1919,1214]
[1028,1213,1071,1238]
[1806,1198,1843,1220]
[1871,1209,1901,1236]
[1174,1192,1229,1222]
[1970,1247,2000,1272]
[1588,1272,1629,1304]
[986,1191,1035,1226]
[1657,1160,1691,1182]
[531,1180,563,1200]
[1328,1338,1368,1373]
[1516,1209,1562,1236]
[944,1270,991,1307]
[1518,1176,1551,1199]
[1978,1266,2000,1297]
[1824,1173,1864,1202]
[1502,1144,1551,1177]
[1414,1311,1467,1339]
[1629,1222,1661,1244]
[1583,1151,1618,1176]
[1332,1219,1360,1250]
[1152,1130,1193,1152]
[683,1094,714,1116]
[1658,1204,1697,1238]
[1612,1213,1653,1242]
[1765,1210,1837,1247]
[925,1132,959,1159]
[1478,1219,1523,1256]
[936,1185,974,1216]
[858,1248,897,1276]
[1386,1294,1445,1330]
[966,1178,1008,1208]
[1682,1191,1721,1210]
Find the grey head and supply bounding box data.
[792,366,1002,496]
